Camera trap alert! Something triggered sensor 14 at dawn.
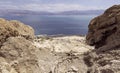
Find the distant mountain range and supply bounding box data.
[0,9,104,16]
[57,10,104,15]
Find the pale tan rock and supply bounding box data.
[0,18,34,47]
[0,18,39,73]
[0,37,40,73]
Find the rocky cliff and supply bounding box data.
[85,5,120,73]
[86,5,120,51]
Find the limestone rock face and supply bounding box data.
[86,5,120,51]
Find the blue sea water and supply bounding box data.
[0,15,97,35]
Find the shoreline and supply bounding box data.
[35,34,86,38]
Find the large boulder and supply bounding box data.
[86,5,120,52]
[0,18,40,73]
[0,18,34,47]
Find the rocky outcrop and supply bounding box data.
[0,18,34,47]
[86,5,120,52]
[85,5,120,73]
[0,18,39,73]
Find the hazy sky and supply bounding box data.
[0,0,120,12]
